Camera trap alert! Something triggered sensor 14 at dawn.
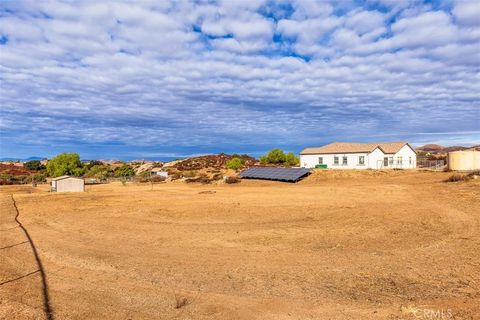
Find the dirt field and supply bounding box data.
[1,170,479,319]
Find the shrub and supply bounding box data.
[211,173,223,181]
[85,160,104,170]
[46,153,85,177]
[182,170,197,178]
[259,149,299,166]
[114,164,135,178]
[260,148,285,164]
[85,164,112,180]
[185,173,211,184]
[226,157,243,170]
[0,174,32,185]
[444,174,476,182]
[174,294,190,309]
[150,175,166,183]
[285,152,299,166]
[225,176,240,184]
[467,170,480,177]
[445,170,480,183]
[24,160,45,171]
[33,173,46,183]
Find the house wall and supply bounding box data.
[377,145,416,169]
[394,144,416,169]
[53,178,84,192]
[368,147,385,169]
[300,152,372,169]
[300,145,416,169]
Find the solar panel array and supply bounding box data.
[238,167,311,182]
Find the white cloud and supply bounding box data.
[0,0,479,158]
[345,9,386,35]
[452,0,480,27]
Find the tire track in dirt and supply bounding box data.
[1,195,54,320]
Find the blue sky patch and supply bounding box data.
[0,0,479,160]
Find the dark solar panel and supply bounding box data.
[238,167,311,182]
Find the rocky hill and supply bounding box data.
[416,144,479,154]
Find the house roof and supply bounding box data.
[300,141,413,155]
[52,175,83,181]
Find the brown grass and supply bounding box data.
[1,170,479,319]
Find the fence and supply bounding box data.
[416,159,445,171]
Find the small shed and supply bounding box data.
[51,176,85,192]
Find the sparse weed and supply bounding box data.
[174,294,190,309]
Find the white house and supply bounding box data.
[300,142,416,169]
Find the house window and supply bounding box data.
[358,156,365,165]
[389,157,394,165]
[409,157,412,165]
[342,156,348,165]
[334,156,339,165]
[318,157,323,164]
[384,157,388,167]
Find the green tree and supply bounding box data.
[46,153,85,177]
[86,160,104,170]
[32,173,47,183]
[24,160,45,171]
[114,164,135,178]
[285,152,300,166]
[259,149,299,166]
[261,149,286,164]
[85,164,112,180]
[226,157,243,170]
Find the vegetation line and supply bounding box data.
[10,194,54,320]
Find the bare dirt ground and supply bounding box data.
[1,170,479,319]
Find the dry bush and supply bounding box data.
[174,294,190,309]
[170,172,183,181]
[445,174,471,182]
[225,176,240,184]
[467,170,480,177]
[182,170,198,178]
[150,175,166,183]
[211,173,223,181]
[185,173,211,184]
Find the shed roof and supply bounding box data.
[300,142,413,155]
[52,175,83,181]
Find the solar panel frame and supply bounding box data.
[238,167,311,182]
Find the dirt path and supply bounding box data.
[1,171,479,319]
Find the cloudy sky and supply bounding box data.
[0,0,479,160]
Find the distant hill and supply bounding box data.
[0,156,44,162]
[416,144,480,154]
[416,144,443,152]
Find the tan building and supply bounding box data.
[447,150,480,171]
[51,176,85,192]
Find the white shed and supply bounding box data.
[51,176,85,192]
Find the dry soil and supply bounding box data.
[1,170,479,319]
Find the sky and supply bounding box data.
[0,0,479,160]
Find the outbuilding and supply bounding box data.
[447,150,480,171]
[51,176,85,192]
